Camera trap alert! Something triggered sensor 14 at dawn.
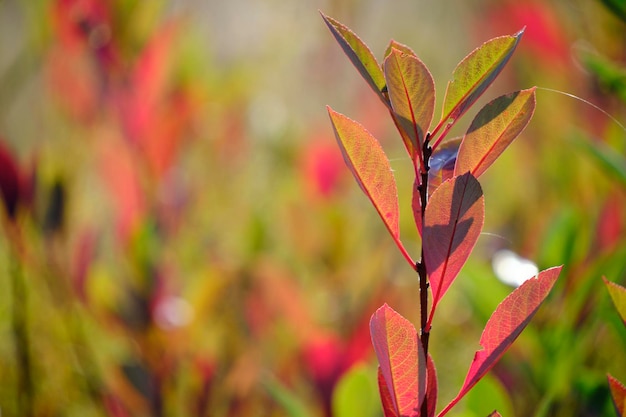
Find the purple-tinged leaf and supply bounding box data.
[603,276,626,325]
[321,13,387,103]
[370,304,425,417]
[438,266,562,417]
[432,30,524,148]
[412,177,423,237]
[487,412,502,417]
[327,107,414,267]
[455,88,536,178]
[384,49,435,159]
[429,138,461,197]
[608,374,626,417]
[424,173,484,318]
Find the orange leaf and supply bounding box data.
[327,107,413,267]
[455,88,536,178]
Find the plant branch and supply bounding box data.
[417,134,432,417]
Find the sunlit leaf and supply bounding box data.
[424,173,484,316]
[384,49,436,158]
[454,88,536,178]
[384,39,417,60]
[370,304,425,417]
[321,13,387,102]
[434,31,523,145]
[327,107,413,266]
[608,374,626,417]
[438,266,562,417]
[603,276,626,325]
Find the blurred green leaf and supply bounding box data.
[604,277,626,324]
[332,364,379,417]
[263,375,316,417]
[465,375,512,417]
[572,133,626,187]
[581,51,626,102]
[599,0,626,23]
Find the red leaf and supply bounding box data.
[370,304,425,417]
[378,367,399,417]
[423,173,484,320]
[426,354,438,417]
[487,412,502,417]
[608,374,626,417]
[438,266,562,417]
[328,107,413,267]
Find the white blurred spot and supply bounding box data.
[492,249,539,287]
[154,296,193,330]
[248,92,288,140]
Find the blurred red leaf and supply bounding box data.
[98,138,145,243]
[370,304,425,417]
[439,266,561,416]
[608,374,626,417]
[596,195,625,251]
[486,2,570,68]
[327,107,413,267]
[454,88,536,179]
[72,229,97,303]
[487,412,502,417]
[424,173,484,321]
[301,135,346,200]
[0,141,23,220]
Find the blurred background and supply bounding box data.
[0,0,625,416]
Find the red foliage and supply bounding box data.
[486,2,570,68]
[0,141,24,220]
[301,134,347,200]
